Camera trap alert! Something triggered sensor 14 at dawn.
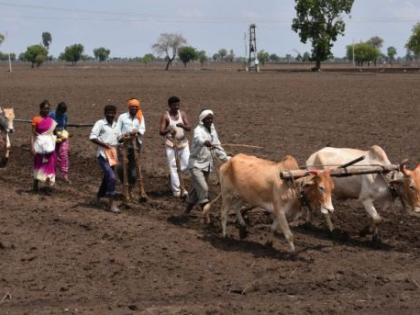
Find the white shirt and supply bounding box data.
[116,112,145,143]
[89,118,120,158]
[188,124,229,171]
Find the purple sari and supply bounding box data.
[33,116,57,183]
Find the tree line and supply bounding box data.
[1,0,420,70]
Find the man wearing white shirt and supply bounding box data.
[116,98,146,199]
[185,109,229,214]
[159,96,191,198]
[90,104,121,213]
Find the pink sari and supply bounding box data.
[33,117,57,183]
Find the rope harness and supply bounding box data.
[283,170,313,213]
[379,169,407,209]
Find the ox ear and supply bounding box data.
[400,164,411,177]
[307,170,320,176]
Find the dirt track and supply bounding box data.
[1,64,420,314]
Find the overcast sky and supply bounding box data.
[1,0,420,58]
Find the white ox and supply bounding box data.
[203,153,335,252]
[306,145,420,240]
[0,107,15,167]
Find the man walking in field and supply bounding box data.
[116,98,146,200]
[90,104,121,213]
[185,109,230,214]
[159,96,191,198]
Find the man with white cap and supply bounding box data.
[185,109,229,214]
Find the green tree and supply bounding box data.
[23,44,48,68]
[269,53,280,62]
[218,48,227,61]
[406,22,420,57]
[0,33,4,46]
[302,51,311,62]
[198,50,208,66]
[142,53,156,64]
[0,52,15,61]
[292,0,354,70]
[212,53,219,61]
[226,49,235,62]
[61,44,84,64]
[42,32,52,50]
[152,33,187,70]
[387,46,397,64]
[367,36,383,49]
[93,47,111,62]
[346,42,380,66]
[257,50,270,65]
[178,46,198,67]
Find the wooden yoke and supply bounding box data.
[131,136,148,202]
[280,164,401,180]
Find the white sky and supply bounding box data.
[0,0,419,58]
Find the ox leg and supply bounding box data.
[274,203,295,253]
[221,193,233,238]
[305,208,312,224]
[361,199,382,241]
[235,207,248,239]
[5,135,10,159]
[265,218,278,247]
[324,213,334,232]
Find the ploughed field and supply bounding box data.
[1,64,420,314]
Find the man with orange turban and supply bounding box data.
[116,98,146,199]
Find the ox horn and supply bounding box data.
[338,155,365,169]
[399,159,410,176]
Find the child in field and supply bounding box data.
[49,102,70,183]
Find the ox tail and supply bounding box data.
[202,192,222,224]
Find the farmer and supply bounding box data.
[116,98,146,200]
[31,100,57,192]
[90,104,121,213]
[159,96,191,198]
[49,101,70,183]
[185,109,230,213]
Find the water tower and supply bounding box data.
[247,24,259,72]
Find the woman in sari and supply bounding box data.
[31,100,57,192]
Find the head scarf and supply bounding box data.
[128,98,143,122]
[198,109,214,125]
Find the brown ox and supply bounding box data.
[204,153,335,252]
[0,107,15,167]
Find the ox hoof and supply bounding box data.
[138,195,148,203]
[371,234,382,245]
[359,225,372,238]
[0,158,7,168]
[264,240,273,248]
[238,226,248,240]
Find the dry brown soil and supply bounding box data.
[1,64,420,314]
